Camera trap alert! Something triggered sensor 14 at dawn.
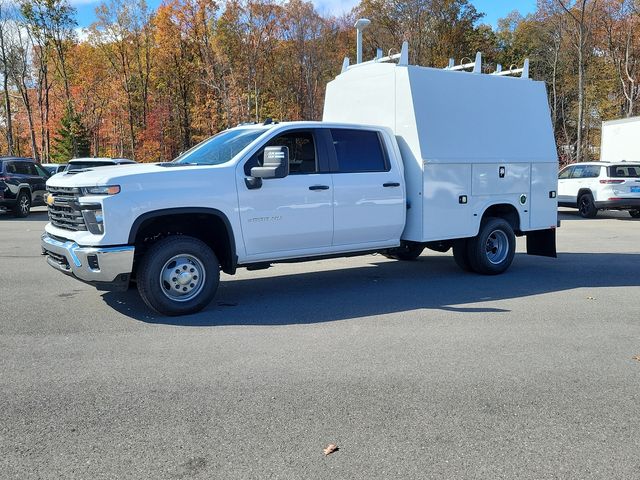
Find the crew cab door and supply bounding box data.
[236,129,333,257]
[329,128,405,246]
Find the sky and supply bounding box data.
[72,0,538,29]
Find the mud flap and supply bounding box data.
[526,228,557,258]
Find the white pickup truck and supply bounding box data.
[42,36,559,316]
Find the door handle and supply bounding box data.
[383,182,400,187]
[309,185,330,191]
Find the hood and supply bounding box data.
[45,162,222,189]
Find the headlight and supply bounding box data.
[82,185,120,195]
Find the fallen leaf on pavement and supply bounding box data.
[586,296,596,300]
[632,355,640,362]
[323,444,339,456]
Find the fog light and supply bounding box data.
[87,254,99,270]
[81,207,104,234]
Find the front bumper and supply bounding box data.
[41,233,134,290]
[595,199,640,210]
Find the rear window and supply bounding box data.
[331,129,388,173]
[609,165,640,177]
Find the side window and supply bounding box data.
[584,165,601,178]
[558,166,572,179]
[14,162,31,175]
[245,131,317,175]
[5,162,17,174]
[570,165,586,178]
[34,164,50,178]
[331,129,388,173]
[25,163,38,176]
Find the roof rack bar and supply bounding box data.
[445,52,481,73]
[490,59,529,79]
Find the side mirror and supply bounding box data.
[251,146,289,179]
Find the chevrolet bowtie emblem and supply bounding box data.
[46,194,55,206]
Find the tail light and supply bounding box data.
[600,179,624,184]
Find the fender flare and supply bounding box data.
[128,207,237,272]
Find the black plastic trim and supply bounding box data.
[128,207,237,273]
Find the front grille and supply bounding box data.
[47,186,87,231]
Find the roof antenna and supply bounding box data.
[355,18,371,64]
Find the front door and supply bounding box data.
[236,129,333,258]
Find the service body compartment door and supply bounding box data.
[422,163,474,241]
[472,163,530,196]
[530,162,558,230]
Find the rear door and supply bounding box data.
[329,128,404,247]
[31,164,51,204]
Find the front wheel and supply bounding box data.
[137,236,220,316]
[629,210,640,218]
[466,217,516,275]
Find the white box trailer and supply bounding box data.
[601,116,640,163]
[323,45,559,246]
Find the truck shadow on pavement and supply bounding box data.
[101,252,640,326]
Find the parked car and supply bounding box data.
[65,157,136,173]
[558,161,640,218]
[0,157,51,217]
[41,163,68,175]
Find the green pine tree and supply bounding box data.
[52,108,91,162]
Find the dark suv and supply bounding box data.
[0,157,51,217]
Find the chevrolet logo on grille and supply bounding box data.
[46,194,55,206]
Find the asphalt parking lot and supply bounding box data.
[1,207,639,479]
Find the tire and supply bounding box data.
[137,236,220,316]
[578,193,597,218]
[452,239,473,272]
[386,243,424,261]
[466,217,516,275]
[629,210,640,218]
[13,191,31,218]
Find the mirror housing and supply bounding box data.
[251,146,289,179]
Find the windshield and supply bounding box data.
[609,165,640,177]
[173,128,264,166]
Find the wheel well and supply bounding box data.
[482,204,521,233]
[131,212,236,275]
[577,189,592,203]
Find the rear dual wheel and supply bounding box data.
[453,217,516,275]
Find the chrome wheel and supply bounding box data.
[485,229,509,265]
[159,254,206,302]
